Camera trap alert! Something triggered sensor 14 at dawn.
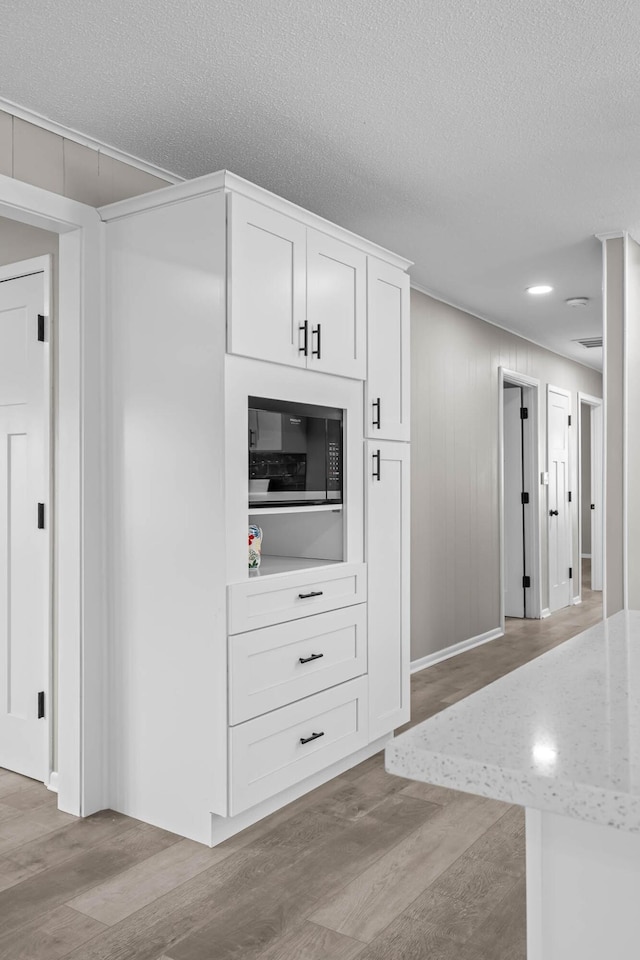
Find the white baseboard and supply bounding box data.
[581,553,592,559]
[571,596,582,606]
[540,607,551,619]
[410,626,503,675]
[47,771,59,793]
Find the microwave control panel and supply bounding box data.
[327,437,341,491]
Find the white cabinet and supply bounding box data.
[101,170,411,846]
[366,258,410,440]
[306,232,367,379]
[228,193,307,368]
[227,195,367,379]
[366,440,410,739]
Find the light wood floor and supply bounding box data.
[0,569,602,960]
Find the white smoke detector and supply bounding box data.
[565,297,589,307]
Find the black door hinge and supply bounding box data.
[521,492,530,505]
[569,566,573,579]
[37,691,45,719]
[37,314,45,342]
[37,503,45,529]
[523,575,531,588]
[520,407,528,420]
[568,415,572,426]
[568,491,572,502]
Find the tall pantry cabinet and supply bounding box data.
[101,172,412,845]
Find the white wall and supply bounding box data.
[411,290,602,662]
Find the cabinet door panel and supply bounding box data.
[228,194,306,368]
[366,259,410,440]
[367,441,410,739]
[307,231,366,379]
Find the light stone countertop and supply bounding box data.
[385,611,640,832]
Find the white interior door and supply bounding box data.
[591,402,604,592]
[548,386,572,613]
[0,269,49,781]
[504,385,525,617]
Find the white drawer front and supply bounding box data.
[229,606,367,725]
[228,562,367,634]
[229,677,368,815]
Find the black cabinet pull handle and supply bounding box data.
[312,323,321,359]
[298,590,323,599]
[372,450,381,481]
[299,652,324,664]
[299,321,309,356]
[549,509,559,516]
[591,503,596,510]
[372,397,381,429]
[300,731,325,745]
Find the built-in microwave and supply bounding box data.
[248,397,343,508]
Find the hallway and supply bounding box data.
[0,575,602,960]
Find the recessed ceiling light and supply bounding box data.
[565,297,589,307]
[527,285,553,295]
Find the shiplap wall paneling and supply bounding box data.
[410,289,602,663]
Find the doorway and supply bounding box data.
[0,261,51,781]
[500,368,541,626]
[579,394,603,597]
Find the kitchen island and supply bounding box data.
[386,611,640,959]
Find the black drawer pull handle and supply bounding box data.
[300,731,325,745]
[372,450,381,481]
[298,590,324,599]
[299,652,324,664]
[372,397,381,429]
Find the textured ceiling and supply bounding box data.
[3,0,639,370]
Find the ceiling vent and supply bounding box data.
[574,337,603,349]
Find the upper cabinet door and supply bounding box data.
[306,231,367,380]
[366,259,410,441]
[228,194,307,368]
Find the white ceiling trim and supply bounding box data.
[410,281,601,374]
[0,95,184,184]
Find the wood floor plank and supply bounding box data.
[0,803,77,857]
[345,920,480,960]
[400,848,517,944]
[0,821,179,940]
[465,805,525,877]
[308,794,510,942]
[1,782,57,812]
[67,837,233,926]
[470,877,527,960]
[3,809,133,879]
[246,920,365,960]
[0,904,106,960]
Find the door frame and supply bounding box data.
[577,392,604,599]
[0,255,52,783]
[499,367,542,630]
[547,383,574,612]
[0,173,105,817]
